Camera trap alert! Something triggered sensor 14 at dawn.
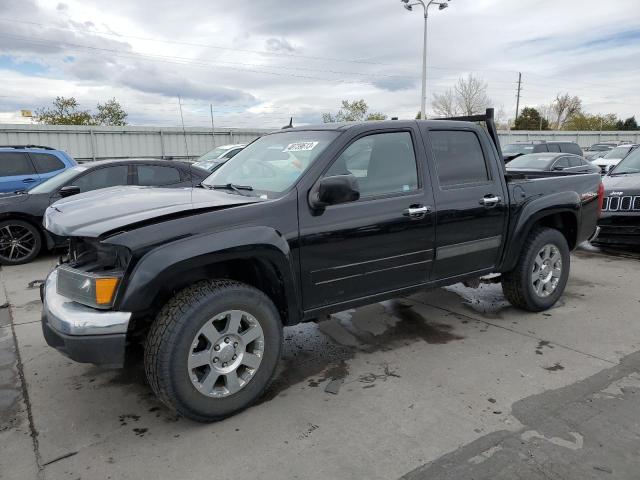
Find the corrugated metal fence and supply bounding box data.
[0,124,271,162]
[1,124,639,161]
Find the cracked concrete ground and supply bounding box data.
[1,246,640,479]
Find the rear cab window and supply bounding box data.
[429,130,490,187]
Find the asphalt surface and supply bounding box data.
[1,244,640,479]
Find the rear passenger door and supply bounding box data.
[0,152,40,193]
[421,127,508,280]
[134,164,189,187]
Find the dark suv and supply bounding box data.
[502,141,583,162]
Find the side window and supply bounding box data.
[0,152,36,176]
[548,144,561,152]
[137,165,182,186]
[325,132,418,197]
[568,156,582,167]
[533,144,548,153]
[553,157,570,169]
[30,153,65,174]
[73,166,129,193]
[430,130,489,187]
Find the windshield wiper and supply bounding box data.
[211,183,254,195]
[609,170,640,176]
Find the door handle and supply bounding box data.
[22,178,37,183]
[480,195,501,207]
[403,205,431,219]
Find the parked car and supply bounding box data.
[0,145,76,193]
[595,147,640,246]
[0,159,208,265]
[193,144,247,172]
[40,109,601,422]
[506,153,599,174]
[592,144,639,174]
[502,141,583,162]
[583,142,616,160]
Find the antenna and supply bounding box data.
[282,117,293,129]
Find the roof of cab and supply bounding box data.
[279,119,478,132]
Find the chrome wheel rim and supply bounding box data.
[187,310,264,398]
[531,243,562,298]
[0,225,36,262]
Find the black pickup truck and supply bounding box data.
[41,109,603,421]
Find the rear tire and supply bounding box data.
[0,219,42,266]
[144,280,282,422]
[502,227,570,312]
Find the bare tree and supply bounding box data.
[454,74,491,116]
[551,93,582,130]
[431,88,458,117]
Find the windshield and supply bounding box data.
[507,154,555,170]
[502,144,534,155]
[193,160,224,172]
[28,166,86,193]
[202,131,338,197]
[609,148,640,175]
[588,144,612,152]
[198,146,234,162]
[603,146,632,159]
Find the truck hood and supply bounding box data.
[602,174,640,195]
[43,186,263,238]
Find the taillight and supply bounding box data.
[597,182,604,218]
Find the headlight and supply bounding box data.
[57,265,123,309]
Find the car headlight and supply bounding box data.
[57,265,123,309]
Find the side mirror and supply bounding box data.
[309,174,360,209]
[58,185,80,198]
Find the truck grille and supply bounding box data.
[602,196,640,212]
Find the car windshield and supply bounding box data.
[609,148,640,175]
[502,144,535,155]
[507,154,555,170]
[202,131,338,197]
[193,160,224,172]
[603,146,632,159]
[28,165,86,193]
[198,146,235,162]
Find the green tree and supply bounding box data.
[34,96,94,125]
[34,96,128,126]
[94,98,128,126]
[322,99,386,122]
[513,107,549,130]
[564,113,618,131]
[616,116,639,131]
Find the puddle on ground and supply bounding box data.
[443,283,512,319]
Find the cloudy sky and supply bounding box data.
[0,0,638,128]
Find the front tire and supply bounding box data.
[0,219,42,265]
[502,227,570,312]
[144,280,282,422]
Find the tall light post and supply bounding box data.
[400,0,450,120]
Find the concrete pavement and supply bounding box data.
[1,246,639,479]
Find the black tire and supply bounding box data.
[144,280,282,422]
[502,227,570,312]
[0,219,42,266]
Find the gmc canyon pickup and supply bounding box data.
[40,109,603,421]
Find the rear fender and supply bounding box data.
[501,191,580,272]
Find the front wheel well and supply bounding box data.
[0,213,47,243]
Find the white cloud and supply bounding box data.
[0,0,638,127]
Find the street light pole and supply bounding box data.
[401,0,450,120]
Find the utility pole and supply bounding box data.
[210,103,215,145]
[515,72,522,124]
[177,95,189,159]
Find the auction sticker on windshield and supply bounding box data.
[284,141,318,152]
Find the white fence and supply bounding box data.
[0,124,271,162]
[1,124,639,162]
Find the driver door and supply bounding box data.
[298,128,435,312]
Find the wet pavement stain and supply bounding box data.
[443,283,512,319]
[544,363,565,372]
[535,340,554,356]
[133,427,148,437]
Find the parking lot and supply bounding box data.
[2,245,640,479]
